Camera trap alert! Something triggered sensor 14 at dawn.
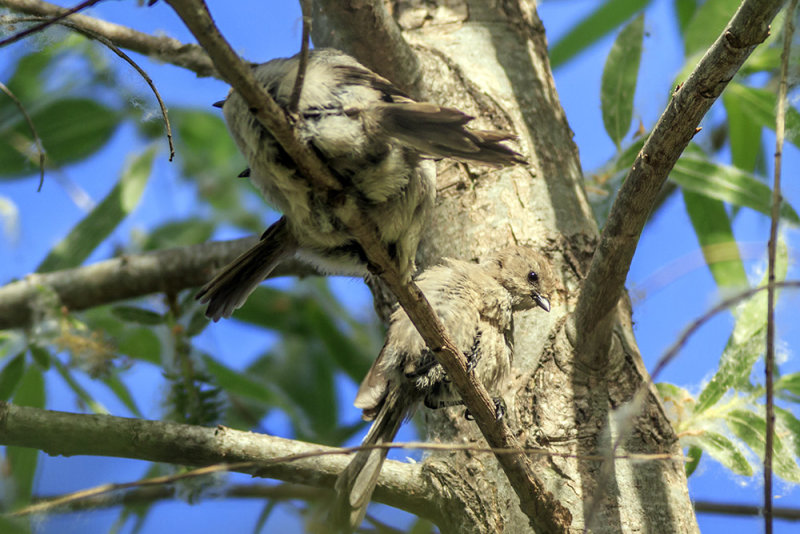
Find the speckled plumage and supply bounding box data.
[197,49,525,321]
[334,246,552,531]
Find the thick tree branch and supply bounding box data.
[311,0,421,93]
[163,0,570,530]
[0,401,436,520]
[0,0,216,76]
[570,0,786,362]
[0,237,320,330]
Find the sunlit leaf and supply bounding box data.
[549,0,651,68]
[776,373,800,396]
[683,191,747,288]
[685,445,703,477]
[37,147,155,273]
[684,431,752,476]
[203,354,282,406]
[696,239,788,412]
[728,409,800,482]
[601,14,644,148]
[671,155,800,224]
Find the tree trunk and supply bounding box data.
[314,1,698,532]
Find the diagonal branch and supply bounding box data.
[0,0,215,76]
[164,0,571,530]
[570,0,787,362]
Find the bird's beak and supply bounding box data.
[533,293,550,312]
[212,99,226,108]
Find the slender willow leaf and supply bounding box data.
[685,445,703,477]
[110,305,165,326]
[683,0,740,56]
[0,98,120,178]
[549,0,651,68]
[671,155,800,224]
[141,218,215,251]
[8,365,45,506]
[776,373,800,396]
[722,91,762,173]
[103,373,143,417]
[52,358,108,414]
[775,407,800,458]
[37,147,155,273]
[725,83,800,150]
[728,409,800,482]
[684,430,752,476]
[696,239,788,412]
[28,344,51,369]
[601,14,644,147]
[673,0,698,33]
[0,352,26,401]
[202,354,282,406]
[683,191,747,288]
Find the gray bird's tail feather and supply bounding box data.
[333,387,410,531]
[196,217,297,321]
[375,102,527,166]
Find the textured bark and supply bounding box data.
[311,0,696,532]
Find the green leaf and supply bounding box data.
[549,0,652,68]
[671,155,800,224]
[728,409,800,482]
[601,14,644,148]
[0,352,26,401]
[202,355,281,406]
[8,365,45,505]
[185,308,210,338]
[685,430,752,476]
[682,191,747,288]
[722,91,762,173]
[37,147,155,273]
[27,344,51,370]
[110,305,165,326]
[696,238,788,412]
[725,83,800,151]
[141,218,215,251]
[52,358,108,414]
[103,373,143,417]
[236,286,373,381]
[0,98,120,178]
[685,445,703,477]
[674,0,697,33]
[683,0,740,56]
[776,373,800,396]
[775,407,800,458]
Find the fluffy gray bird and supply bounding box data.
[197,49,525,320]
[334,246,552,530]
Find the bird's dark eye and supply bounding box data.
[527,271,539,284]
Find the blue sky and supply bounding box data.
[1,0,799,532]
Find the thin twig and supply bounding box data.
[0,80,46,190]
[0,0,102,47]
[694,500,800,521]
[287,0,311,114]
[765,2,797,532]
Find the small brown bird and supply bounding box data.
[334,246,552,530]
[197,49,525,320]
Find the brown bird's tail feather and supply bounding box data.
[196,217,297,321]
[375,102,527,166]
[333,386,410,532]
